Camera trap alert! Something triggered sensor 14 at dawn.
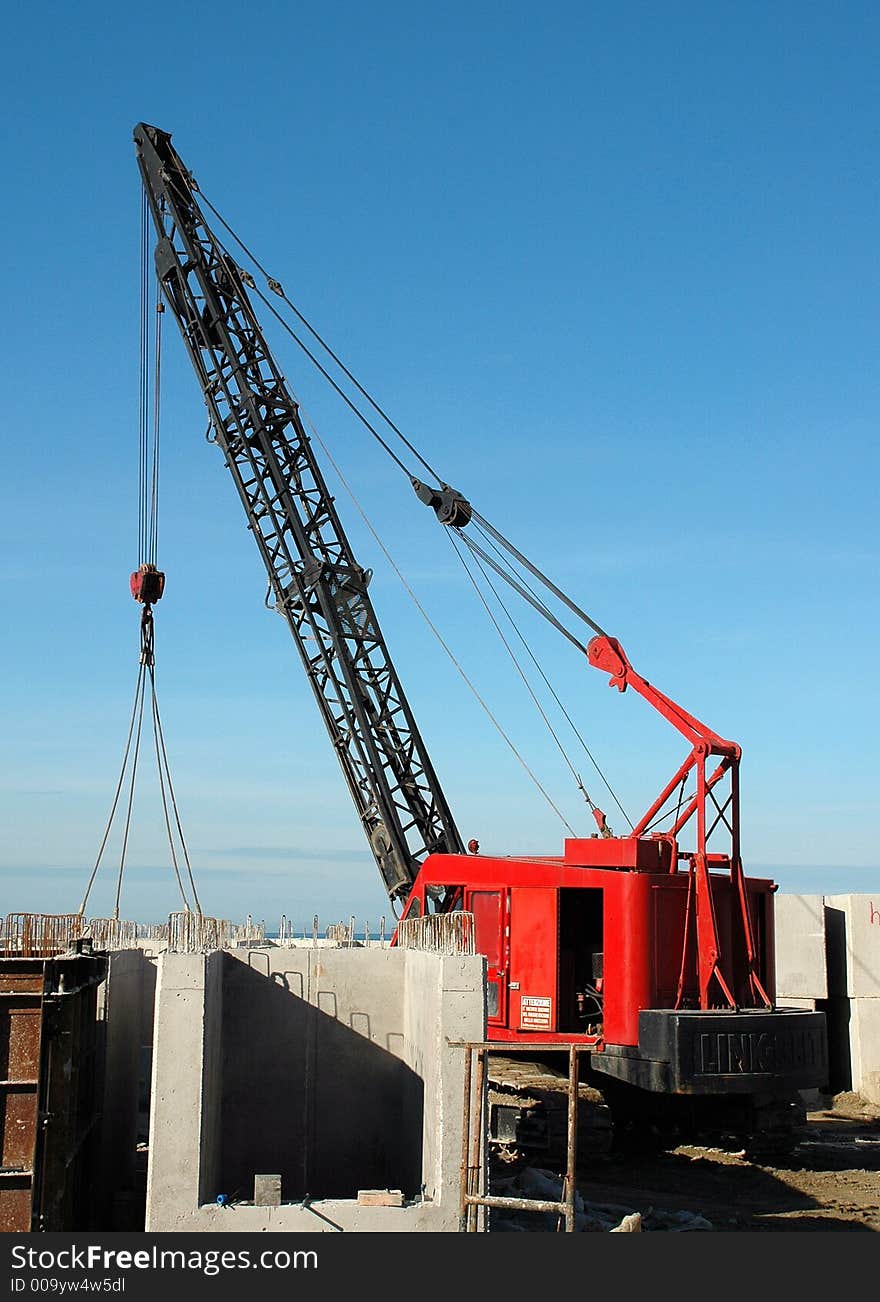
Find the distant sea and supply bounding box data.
[751,865,878,896]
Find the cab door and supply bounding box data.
[466,889,509,1027]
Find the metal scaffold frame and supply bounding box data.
[456,1041,583,1233]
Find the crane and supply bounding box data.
[134,122,828,1155]
[134,124,464,907]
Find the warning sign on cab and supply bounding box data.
[520,996,552,1030]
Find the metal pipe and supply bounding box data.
[458,1045,473,1232]
[464,1193,568,1214]
[564,1045,579,1232]
[468,1048,487,1231]
[449,1038,585,1232]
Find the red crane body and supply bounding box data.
[395,635,825,1116]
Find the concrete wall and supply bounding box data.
[215,947,418,1203]
[198,950,224,1206]
[824,895,880,998]
[775,893,880,1106]
[774,894,827,1000]
[97,948,156,1229]
[145,946,485,1232]
[824,895,880,1105]
[849,998,880,1105]
[144,953,210,1225]
[403,951,481,1200]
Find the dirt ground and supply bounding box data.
[489,1093,880,1232]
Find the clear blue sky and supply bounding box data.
[2,1,877,928]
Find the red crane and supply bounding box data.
[134,121,827,1155]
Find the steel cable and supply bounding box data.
[176,176,609,642]
[81,192,202,920]
[448,530,579,833]
[465,523,631,825]
[78,662,146,917]
[194,186,444,485]
[306,418,577,837]
[153,168,628,841]
[113,667,148,920]
[148,277,162,563]
[138,190,150,565]
[453,530,632,829]
[148,663,202,915]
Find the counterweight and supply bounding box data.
[133,123,464,901]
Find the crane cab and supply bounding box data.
[399,840,826,1104]
[400,837,682,1046]
[401,840,804,1035]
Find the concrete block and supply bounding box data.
[439,986,487,1042]
[849,997,880,1106]
[357,1189,404,1207]
[442,955,486,991]
[155,953,211,991]
[824,895,880,997]
[254,1174,282,1206]
[774,894,827,999]
[146,946,481,1232]
[145,954,208,1230]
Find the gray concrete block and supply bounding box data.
[145,945,483,1232]
[145,954,207,1231]
[155,953,210,991]
[442,955,486,991]
[824,895,880,997]
[849,997,880,1106]
[254,1174,282,1206]
[439,987,487,1042]
[774,894,827,999]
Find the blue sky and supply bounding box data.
[1,2,877,928]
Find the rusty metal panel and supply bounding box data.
[34,955,107,1231]
[0,1181,32,1234]
[0,952,107,1233]
[0,967,43,1233]
[0,970,45,996]
[0,1086,38,1170]
[2,1005,42,1081]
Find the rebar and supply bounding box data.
[326,921,355,945]
[2,914,82,958]
[232,917,265,945]
[83,918,139,951]
[395,912,475,956]
[136,922,168,941]
[166,912,230,953]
